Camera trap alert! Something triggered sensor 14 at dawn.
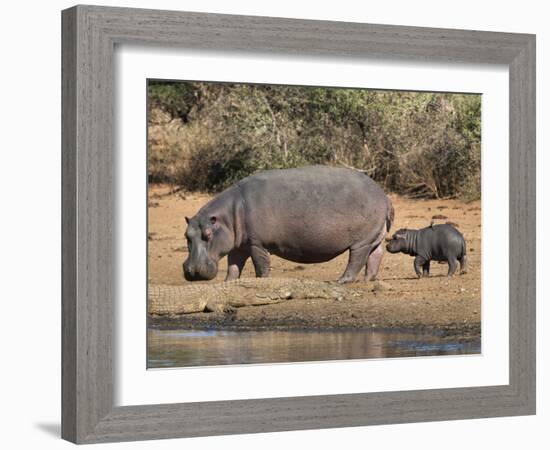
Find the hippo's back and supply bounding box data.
[239,165,386,207]
[237,166,389,263]
[418,224,466,261]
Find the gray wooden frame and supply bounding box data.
[62,4,536,444]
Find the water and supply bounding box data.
[147,328,480,368]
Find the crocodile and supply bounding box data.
[148,277,349,317]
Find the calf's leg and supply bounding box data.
[459,254,468,274]
[447,258,459,277]
[414,256,427,278]
[422,260,431,277]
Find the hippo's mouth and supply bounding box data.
[183,270,217,282]
[183,259,219,282]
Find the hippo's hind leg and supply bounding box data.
[447,258,459,277]
[364,242,384,282]
[459,254,468,275]
[250,245,271,278]
[225,248,250,281]
[414,256,427,278]
[338,243,371,284]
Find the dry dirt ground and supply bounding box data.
[148,185,481,336]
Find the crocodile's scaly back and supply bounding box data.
[148,278,348,316]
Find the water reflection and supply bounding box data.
[148,328,480,368]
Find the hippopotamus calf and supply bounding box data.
[385,224,467,277]
[182,165,394,284]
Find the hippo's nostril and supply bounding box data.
[183,268,196,281]
[183,261,195,278]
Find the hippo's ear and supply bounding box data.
[185,216,190,224]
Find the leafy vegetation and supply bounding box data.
[148,80,481,199]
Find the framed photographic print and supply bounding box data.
[62,5,536,444]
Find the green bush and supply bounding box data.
[147,81,481,199]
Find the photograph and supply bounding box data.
[2,0,541,446]
[146,80,482,368]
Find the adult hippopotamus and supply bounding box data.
[385,224,467,277]
[182,165,394,284]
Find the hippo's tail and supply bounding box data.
[386,197,395,232]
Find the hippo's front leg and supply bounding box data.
[250,245,271,277]
[413,256,427,278]
[225,248,250,281]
